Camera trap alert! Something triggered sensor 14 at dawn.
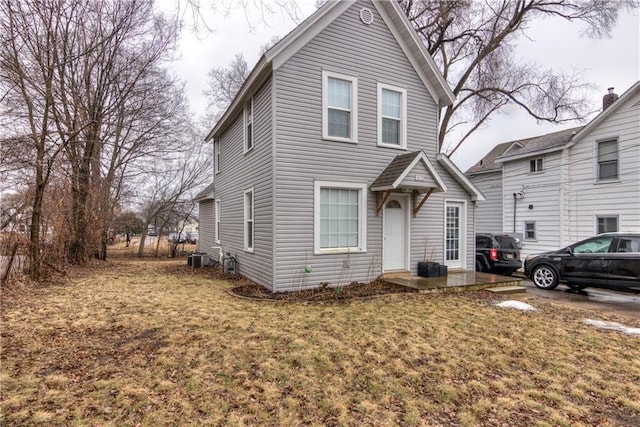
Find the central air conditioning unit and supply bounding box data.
[189,253,209,268]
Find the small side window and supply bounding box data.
[524,221,536,240]
[529,158,543,173]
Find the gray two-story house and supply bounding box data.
[198,0,484,291]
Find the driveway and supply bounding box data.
[521,279,640,318]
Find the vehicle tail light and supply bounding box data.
[489,248,498,261]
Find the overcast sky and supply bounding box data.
[170,1,640,171]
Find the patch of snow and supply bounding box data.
[495,300,537,312]
[583,319,640,336]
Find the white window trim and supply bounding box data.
[313,180,367,255]
[243,97,254,154]
[529,157,544,174]
[244,187,254,253]
[524,221,536,241]
[377,82,407,150]
[595,214,619,234]
[214,139,220,174]
[595,138,619,182]
[215,199,221,244]
[442,199,467,269]
[322,70,358,143]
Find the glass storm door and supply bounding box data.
[445,202,464,269]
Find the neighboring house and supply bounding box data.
[464,142,511,234]
[467,82,640,260]
[198,0,484,291]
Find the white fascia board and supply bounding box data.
[375,1,455,107]
[266,0,355,70]
[393,151,448,192]
[205,57,270,142]
[436,154,486,201]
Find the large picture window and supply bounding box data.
[598,139,618,180]
[377,83,407,149]
[244,188,254,252]
[314,181,367,254]
[322,71,357,142]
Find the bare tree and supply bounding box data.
[1,0,85,279]
[136,131,211,257]
[1,0,188,275]
[180,0,304,34]
[204,53,249,120]
[399,0,638,155]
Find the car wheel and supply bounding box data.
[531,265,559,290]
[476,260,484,272]
[567,283,587,291]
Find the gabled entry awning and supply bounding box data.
[370,151,447,217]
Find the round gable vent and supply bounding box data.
[359,7,374,25]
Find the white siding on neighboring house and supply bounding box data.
[502,152,563,260]
[470,171,503,233]
[564,88,640,244]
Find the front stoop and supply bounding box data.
[382,270,411,279]
[487,286,527,294]
[384,272,522,293]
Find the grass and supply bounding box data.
[2,259,639,426]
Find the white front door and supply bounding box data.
[383,196,408,271]
[445,201,464,269]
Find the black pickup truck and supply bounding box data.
[524,233,640,291]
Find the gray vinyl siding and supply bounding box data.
[502,152,563,260]
[214,79,274,290]
[564,90,640,244]
[409,162,476,272]
[469,171,503,233]
[272,0,463,291]
[197,200,216,254]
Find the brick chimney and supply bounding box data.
[602,87,619,111]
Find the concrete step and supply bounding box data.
[487,286,527,294]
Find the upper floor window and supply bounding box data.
[377,83,407,149]
[322,71,357,143]
[597,139,618,180]
[214,139,220,174]
[244,98,254,153]
[244,188,254,252]
[596,216,618,234]
[215,199,221,243]
[529,158,543,173]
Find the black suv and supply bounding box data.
[475,233,522,276]
[525,233,640,291]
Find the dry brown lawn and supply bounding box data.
[2,259,639,426]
